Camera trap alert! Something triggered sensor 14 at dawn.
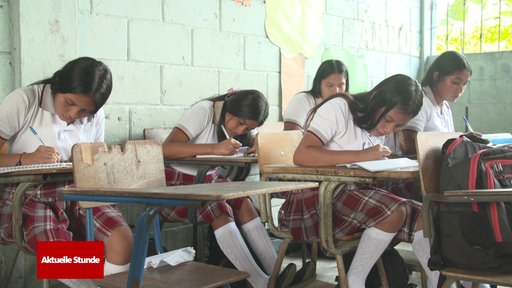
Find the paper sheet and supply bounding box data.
[144,247,195,269]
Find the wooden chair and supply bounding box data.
[257,131,388,288]
[72,140,249,287]
[416,131,512,288]
[143,127,173,145]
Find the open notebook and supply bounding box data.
[196,146,249,158]
[483,133,512,145]
[336,157,418,172]
[0,162,73,174]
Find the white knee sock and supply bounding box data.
[58,279,98,288]
[240,217,277,275]
[347,227,396,288]
[412,230,440,288]
[215,222,269,288]
[104,261,130,275]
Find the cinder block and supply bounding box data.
[103,105,130,145]
[245,36,280,72]
[105,60,161,104]
[219,70,267,94]
[163,0,219,29]
[193,29,244,69]
[162,66,218,106]
[0,2,10,52]
[78,14,127,60]
[0,55,14,101]
[220,0,266,36]
[131,106,188,140]
[92,0,161,20]
[130,21,191,65]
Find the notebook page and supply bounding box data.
[337,158,418,172]
[0,162,73,174]
[196,146,249,158]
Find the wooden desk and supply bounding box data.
[0,167,73,253]
[259,165,418,287]
[165,155,258,183]
[60,180,318,288]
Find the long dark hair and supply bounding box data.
[306,59,350,98]
[33,57,112,114]
[208,89,269,145]
[422,51,472,88]
[305,74,422,131]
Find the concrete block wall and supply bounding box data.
[1,0,425,145]
[424,52,512,133]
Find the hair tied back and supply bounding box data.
[226,87,241,100]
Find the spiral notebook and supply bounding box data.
[0,162,73,174]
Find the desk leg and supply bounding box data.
[85,208,94,241]
[127,207,159,288]
[12,181,43,254]
[151,215,164,254]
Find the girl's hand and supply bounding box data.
[216,138,242,155]
[25,146,61,164]
[245,144,257,155]
[364,144,392,160]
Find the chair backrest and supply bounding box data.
[72,140,166,208]
[256,130,303,173]
[0,143,8,154]
[257,121,284,134]
[143,127,173,144]
[415,132,461,197]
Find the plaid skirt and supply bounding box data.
[159,166,247,224]
[278,183,421,243]
[0,181,128,253]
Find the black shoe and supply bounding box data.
[276,263,297,288]
[291,261,315,285]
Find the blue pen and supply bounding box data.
[29,126,46,145]
[462,116,474,132]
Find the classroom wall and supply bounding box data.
[2,0,427,145]
[437,52,512,134]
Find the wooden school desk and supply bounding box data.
[0,165,74,252]
[0,165,73,288]
[259,164,419,287]
[59,180,319,288]
[164,155,258,261]
[165,155,258,183]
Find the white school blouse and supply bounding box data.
[402,86,454,132]
[283,92,317,128]
[172,100,257,176]
[307,97,383,152]
[0,84,104,161]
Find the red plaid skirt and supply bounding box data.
[278,183,421,243]
[0,181,128,253]
[159,166,247,224]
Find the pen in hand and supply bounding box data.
[463,116,474,132]
[364,130,376,147]
[221,125,230,139]
[29,126,46,146]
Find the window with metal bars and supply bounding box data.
[433,0,512,53]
